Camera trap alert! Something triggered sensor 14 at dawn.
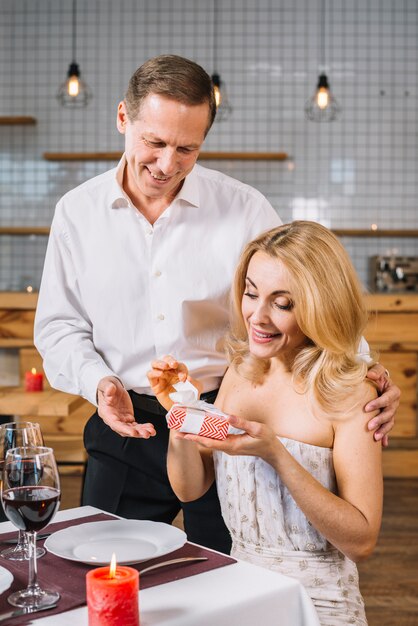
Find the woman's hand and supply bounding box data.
[175,414,280,464]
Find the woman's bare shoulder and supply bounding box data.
[332,378,379,426]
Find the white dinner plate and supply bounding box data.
[44,519,187,565]
[0,565,13,595]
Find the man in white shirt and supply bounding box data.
[35,55,399,553]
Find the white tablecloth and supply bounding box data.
[0,506,320,626]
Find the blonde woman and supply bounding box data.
[148,221,383,625]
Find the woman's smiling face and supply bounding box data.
[242,251,307,362]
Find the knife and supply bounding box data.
[0,602,58,623]
[139,556,208,575]
[0,533,51,545]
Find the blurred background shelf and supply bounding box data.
[334,229,418,237]
[42,151,288,161]
[0,116,37,125]
[1,226,417,237]
[0,227,50,236]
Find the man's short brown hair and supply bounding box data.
[124,54,217,135]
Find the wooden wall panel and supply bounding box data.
[366,312,418,349]
[382,450,418,478]
[0,309,35,347]
[378,352,417,438]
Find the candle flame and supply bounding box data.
[109,553,117,578]
[31,368,37,375]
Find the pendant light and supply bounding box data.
[57,0,92,108]
[305,0,340,122]
[211,0,232,121]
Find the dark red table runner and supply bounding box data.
[0,513,236,625]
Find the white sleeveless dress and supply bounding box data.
[213,437,368,625]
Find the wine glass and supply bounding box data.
[0,422,46,561]
[2,446,61,608]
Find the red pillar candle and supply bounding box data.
[25,368,44,392]
[86,556,140,626]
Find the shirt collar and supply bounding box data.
[111,153,200,210]
[110,154,131,209]
[175,165,200,208]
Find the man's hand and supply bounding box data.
[365,364,400,447]
[97,376,156,438]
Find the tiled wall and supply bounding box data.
[0,0,417,292]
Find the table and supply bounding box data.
[0,506,320,626]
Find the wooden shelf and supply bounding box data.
[1,226,417,238]
[333,229,418,237]
[42,151,288,161]
[0,116,37,125]
[200,152,288,161]
[0,292,38,309]
[0,387,85,418]
[0,227,50,236]
[0,338,34,348]
[43,152,121,161]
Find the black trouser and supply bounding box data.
[82,390,232,555]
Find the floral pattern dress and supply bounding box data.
[213,437,368,625]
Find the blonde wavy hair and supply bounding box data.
[226,221,372,412]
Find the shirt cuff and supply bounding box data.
[80,362,123,406]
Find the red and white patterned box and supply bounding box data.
[166,404,241,440]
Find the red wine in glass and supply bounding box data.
[2,486,60,533]
[0,422,45,561]
[2,446,61,609]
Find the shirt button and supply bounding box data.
[157,313,165,321]
[146,228,153,235]
[154,270,162,277]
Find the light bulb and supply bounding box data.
[316,87,329,109]
[305,73,340,123]
[213,84,221,107]
[211,73,232,121]
[57,62,92,108]
[68,75,80,97]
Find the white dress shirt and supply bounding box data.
[34,159,281,405]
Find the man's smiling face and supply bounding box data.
[117,93,210,207]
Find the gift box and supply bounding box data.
[167,405,230,440]
[166,380,243,440]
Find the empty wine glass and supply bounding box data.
[0,422,46,561]
[2,446,61,608]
